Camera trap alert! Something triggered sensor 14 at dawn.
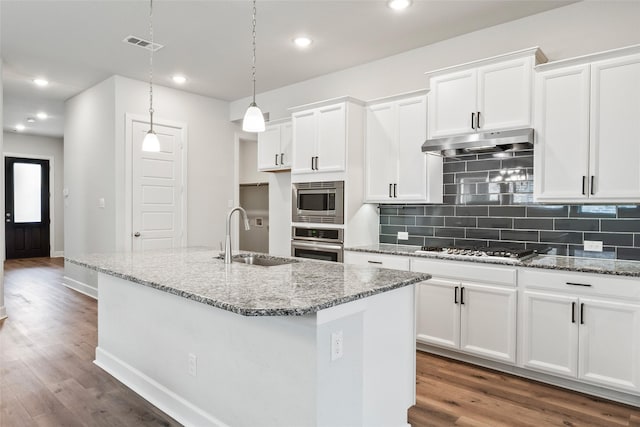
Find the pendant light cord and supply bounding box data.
[148,0,155,131]
[251,0,257,104]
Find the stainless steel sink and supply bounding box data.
[231,254,299,267]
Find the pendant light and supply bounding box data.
[242,0,265,133]
[142,0,161,152]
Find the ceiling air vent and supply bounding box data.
[123,35,164,52]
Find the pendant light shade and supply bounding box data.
[142,130,161,152]
[242,102,265,132]
[143,0,161,152]
[242,0,265,133]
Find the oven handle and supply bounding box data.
[291,240,344,251]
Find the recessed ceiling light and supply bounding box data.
[37,112,48,120]
[293,37,312,48]
[27,118,36,123]
[15,124,26,131]
[388,0,412,11]
[172,75,187,84]
[33,78,49,87]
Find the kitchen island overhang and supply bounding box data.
[67,248,431,427]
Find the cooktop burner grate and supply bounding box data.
[417,245,536,260]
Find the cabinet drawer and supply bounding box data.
[411,257,516,286]
[519,268,640,300]
[343,252,410,271]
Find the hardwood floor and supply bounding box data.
[409,348,640,427]
[0,257,179,427]
[1,258,639,426]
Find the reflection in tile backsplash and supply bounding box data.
[379,151,640,261]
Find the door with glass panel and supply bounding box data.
[4,157,50,258]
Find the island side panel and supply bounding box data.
[95,273,318,427]
[315,284,416,427]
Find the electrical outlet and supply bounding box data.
[397,231,409,241]
[331,331,343,361]
[188,353,197,376]
[584,240,603,252]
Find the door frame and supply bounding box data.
[124,113,188,252]
[3,152,56,257]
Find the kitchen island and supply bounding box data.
[66,247,430,427]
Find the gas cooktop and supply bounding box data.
[414,245,537,262]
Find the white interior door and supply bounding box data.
[131,120,185,252]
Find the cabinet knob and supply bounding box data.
[134,232,141,237]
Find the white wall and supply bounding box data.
[63,75,236,293]
[239,138,269,185]
[0,57,6,320]
[268,172,291,257]
[3,132,64,255]
[113,76,236,250]
[64,77,116,293]
[229,1,640,121]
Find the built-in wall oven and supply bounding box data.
[291,226,344,263]
[292,181,344,224]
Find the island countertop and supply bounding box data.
[66,247,430,316]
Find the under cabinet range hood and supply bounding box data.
[422,128,534,157]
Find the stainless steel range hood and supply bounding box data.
[422,128,534,157]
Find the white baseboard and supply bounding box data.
[51,251,64,258]
[62,276,98,299]
[94,347,228,427]
[0,306,7,320]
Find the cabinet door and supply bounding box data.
[533,65,591,202]
[427,69,476,138]
[365,102,397,201]
[292,110,316,175]
[578,298,640,393]
[521,291,579,378]
[396,96,428,202]
[477,57,533,131]
[316,104,346,173]
[257,125,282,171]
[589,54,640,202]
[459,283,517,363]
[280,121,293,168]
[416,279,460,349]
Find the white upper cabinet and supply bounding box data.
[428,69,476,138]
[533,65,591,201]
[365,92,442,203]
[427,48,545,139]
[534,47,640,202]
[291,100,356,177]
[257,120,292,172]
[589,54,640,200]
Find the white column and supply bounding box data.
[0,55,7,320]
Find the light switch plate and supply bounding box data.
[584,240,603,252]
[397,231,409,241]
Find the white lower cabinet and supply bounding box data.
[412,259,517,364]
[520,269,640,394]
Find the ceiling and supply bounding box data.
[1,0,575,138]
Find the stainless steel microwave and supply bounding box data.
[292,181,344,224]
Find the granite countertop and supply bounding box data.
[66,247,430,317]
[345,244,640,278]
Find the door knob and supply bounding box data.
[134,232,141,237]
